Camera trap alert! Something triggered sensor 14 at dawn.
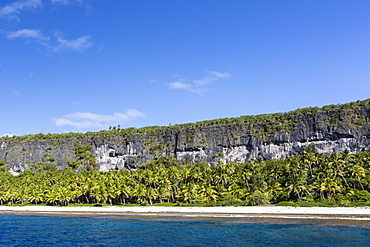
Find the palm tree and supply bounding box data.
[58,187,73,206]
[5,189,19,205]
[133,184,147,204]
[26,186,45,205]
[198,183,218,202]
[350,165,366,190]
[286,178,309,200]
[0,191,7,205]
[144,187,157,205]
[91,185,109,204]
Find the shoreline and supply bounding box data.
[1,205,370,220]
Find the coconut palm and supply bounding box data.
[350,165,366,190]
[26,186,45,205]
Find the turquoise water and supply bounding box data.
[0,214,369,246]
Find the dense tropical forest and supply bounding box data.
[1,147,370,207]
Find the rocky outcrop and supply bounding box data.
[1,100,370,174]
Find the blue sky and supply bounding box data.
[1,0,370,136]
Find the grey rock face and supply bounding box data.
[1,104,370,174]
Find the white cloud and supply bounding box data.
[12,89,21,96]
[168,70,231,95]
[2,0,92,53]
[53,109,146,129]
[51,0,83,4]
[169,81,192,90]
[52,33,93,52]
[50,0,91,16]
[0,0,41,21]
[1,134,15,138]
[168,75,200,94]
[194,71,231,86]
[169,81,207,95]
[7,29,49,41]
[208,71,231,79]
[54,118,102,129]
[6,29,93,52]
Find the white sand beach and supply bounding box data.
[1,206,370,219]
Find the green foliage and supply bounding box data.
[246,191,270,206]
[149,144,164,154]
[1,99,369,144]
[212,152,223,159]
[1,99,370,181]
[140,156,180,170]
[351,190,370,202]
[40,162,57,172]
[67,143,97,171]
[0,149,369,207]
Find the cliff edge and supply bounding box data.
[1,99,370,174]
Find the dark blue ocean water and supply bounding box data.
[0,214,369,246]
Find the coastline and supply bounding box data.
[1,205,370,220]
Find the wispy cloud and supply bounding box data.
[1,134,15,138]
[1,0,92,53]
[5,29,93,52]
[0,0,41,21]
[168,71,231,95]
[12,89,21,96]
[52,33,93,52]
[7,29,49,41]
[51,0,83,5]
[50,0,91,16]
[169,81,193,90]
[53,109,146,129]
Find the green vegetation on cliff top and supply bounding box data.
[1,99,370,142]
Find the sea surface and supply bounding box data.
[0,213,369,246]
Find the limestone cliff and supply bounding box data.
[1,99,370,174]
